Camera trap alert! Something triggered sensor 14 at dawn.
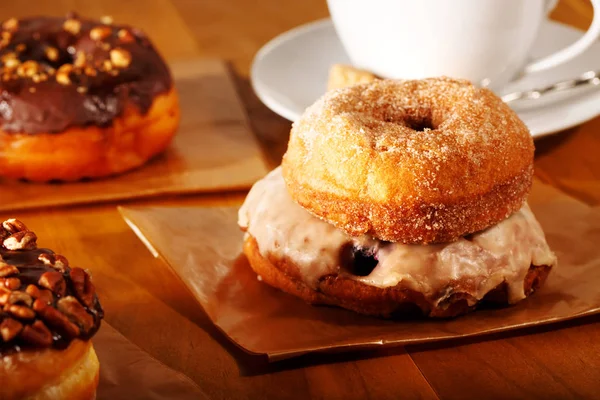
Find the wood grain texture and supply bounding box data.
[0,0,599,399]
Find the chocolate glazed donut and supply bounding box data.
[0,14,180,181]
[0,218,104,399]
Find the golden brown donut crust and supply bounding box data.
[0,88,179,182]
[243,235,552,318]
[0,339,99,400]
[282,78,534,243]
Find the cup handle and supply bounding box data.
[524,0,600,74]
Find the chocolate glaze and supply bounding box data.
[0,14,172,133]
[0,246,104,355]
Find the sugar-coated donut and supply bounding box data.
[0,14,179,182]
[282,78,534,244]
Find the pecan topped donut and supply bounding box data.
[0,218,103,353]
[0,14,180,182]
[0,218,104,399]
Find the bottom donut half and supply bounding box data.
[1,339,100,400]
[0,88,180,182]
[243,235,552,318]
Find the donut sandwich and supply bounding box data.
[239,78,557,318]
[0,218,103,399]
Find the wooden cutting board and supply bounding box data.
[0,59,269,212]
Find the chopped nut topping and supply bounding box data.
[3,57,19,69]
[2,18,18,32]
[110,48,131,68]
[56,64,73,85]
[0,218,102,351]
[16,60,38,78]
[117,29,135,43]
[100,15,113,25]
[90,26,112,41]
[84,66,97,77]
[77,86,87,94]
[63,18,81,35]
[32,73,47,83]
[101,59,113,71]
[39,271,66,296]
[15,43,25,53]
[0,318,22,342]
[73,51,86,67]
[45,46,59,62]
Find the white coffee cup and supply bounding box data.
[327,0,600,90]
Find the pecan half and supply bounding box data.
[2,218,27,234]
[20,320,52,346]
[38,253,68,272]
[7,291,32,307]
[0,287,10,305]
[0,318,22,341]
[33,300,80,338]
[25,285,53,305]
[4,277,20,290]
[3,231,37,250]
[38,271,66,297]
[5,304,35,320]
[0,264,18,278]
[57,296,94,333]
[70,268,95,307]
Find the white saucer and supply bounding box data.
[251,18,600,138]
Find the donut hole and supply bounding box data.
[340,244,379,276]
[381,107,438,132]
[404,115,436,132]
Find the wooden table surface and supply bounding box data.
[2,1,600,399]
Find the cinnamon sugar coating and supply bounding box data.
[282,78,534,243]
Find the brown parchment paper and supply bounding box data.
[96,323,209,399]
[0,59,268,212]
[118,180,600,361]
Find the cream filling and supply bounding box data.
[239,168,557,305]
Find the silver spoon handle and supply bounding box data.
[501,70,600,103]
